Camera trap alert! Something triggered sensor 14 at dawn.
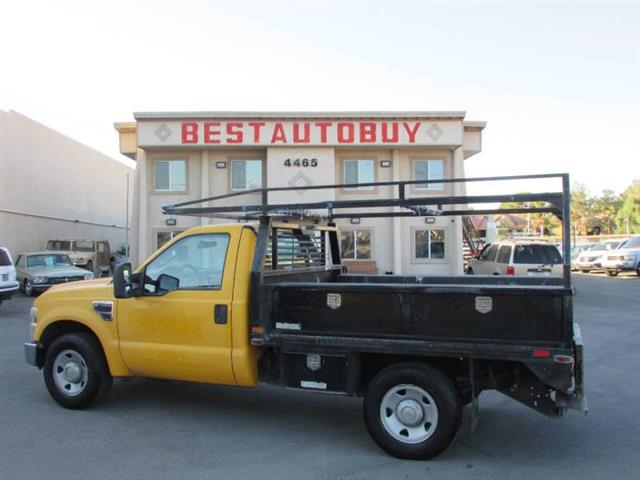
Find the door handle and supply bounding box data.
[214,304,228,325]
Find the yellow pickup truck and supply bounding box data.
[24,175,585,460]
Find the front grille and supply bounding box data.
[608,255,624,261]
[1,274,8,281]
[49,276,84,284]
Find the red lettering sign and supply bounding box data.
[203,122,221,144]
[315,122,332,143]
[403,122,421,143]
[293,123,310,143]
[248,122,265,143]
[359,122,376,143]
[382,123,398,143]
[337,122,354,143]
[271,122,287,143]
[182,122,198,144]
[226,122,243,144]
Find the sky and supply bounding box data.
[1,0,639,197]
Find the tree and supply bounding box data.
[615,180,640,234]
[498,196,560,236]
[570,183,593,235]
[592,189,622,234]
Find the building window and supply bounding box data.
[340,229,372,259]
[154,160,186,192]
[344,159,375,190]
[231,160,263,190]
[414,159,444,190]
[157,231,185,249]
[414,228,446,260]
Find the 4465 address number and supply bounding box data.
[284,158,318,167]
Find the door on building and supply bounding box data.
[117,231,236,385]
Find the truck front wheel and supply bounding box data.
[43,332,113,409]
[363,363,462,460]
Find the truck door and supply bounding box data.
[117,232,237,385]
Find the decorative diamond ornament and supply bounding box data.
[427,123,444,141]
[288,172,314,195]
[154,124,173,142]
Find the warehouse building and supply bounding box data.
[114,112,485,274]
[0,110,133,256]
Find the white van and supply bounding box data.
[0,247,19,306]
[467,241,563,276]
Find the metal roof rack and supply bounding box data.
[162,173,568,222]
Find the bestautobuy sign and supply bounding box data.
[137,119,462,147]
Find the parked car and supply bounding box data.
[0,247,19,306]
[46,239,111,274]
[570,243,595,271]
[15,252,94,296]
[466,240,563,276]
[574,239,628,273]
[601,236,640,277]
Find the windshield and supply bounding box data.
[0,249,11,266]
[589,243,606,251]
[513,244,562,264]
[47,240,71,251]
[73,241,95,252]
[26,254,73,268]
[623,237,640,249]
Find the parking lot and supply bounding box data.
[1,272,639,480]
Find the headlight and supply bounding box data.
[75,258,85,264]
[84,273,94,280]
[32,276,47,284]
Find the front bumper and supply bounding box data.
[601,260,637,271]
[24,341,43,367]
[0,283,19,300]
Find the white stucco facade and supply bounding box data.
[115,112,485,273]
[0,110,134,256]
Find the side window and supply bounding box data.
[15,255,23,267]
[496,245,512,264]
[143,234,230,294]
[479,244,495,261]
[97,243,106,253]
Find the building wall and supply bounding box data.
[0,110,134,256]
[122,113,484,273]
[137,147,467,274]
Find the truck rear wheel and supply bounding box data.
[363,362,462,460]
[43,332,112,409]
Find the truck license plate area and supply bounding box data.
[282,351,349,394]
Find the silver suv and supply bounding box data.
[467,240,562,276]
[600,236,640,276]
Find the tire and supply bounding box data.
[363,362,462,460]
[24,279,34,297]
[43,332,113,409]
[580,269,590,274]
[605,269,618,277]
[466,268,474,275]
[636,264,640,277]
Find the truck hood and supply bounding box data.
[46,277,113,294]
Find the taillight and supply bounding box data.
[532,348,552,358]
[506,266,515,275]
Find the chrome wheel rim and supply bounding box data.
[25,281,33,296]
[380,384,439,444]
[53,349,88,396]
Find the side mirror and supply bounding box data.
[157,273,179,292]
[113,262,134,298]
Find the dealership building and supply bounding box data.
[115,112,485,274]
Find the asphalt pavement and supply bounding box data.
[1,272,639,480]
